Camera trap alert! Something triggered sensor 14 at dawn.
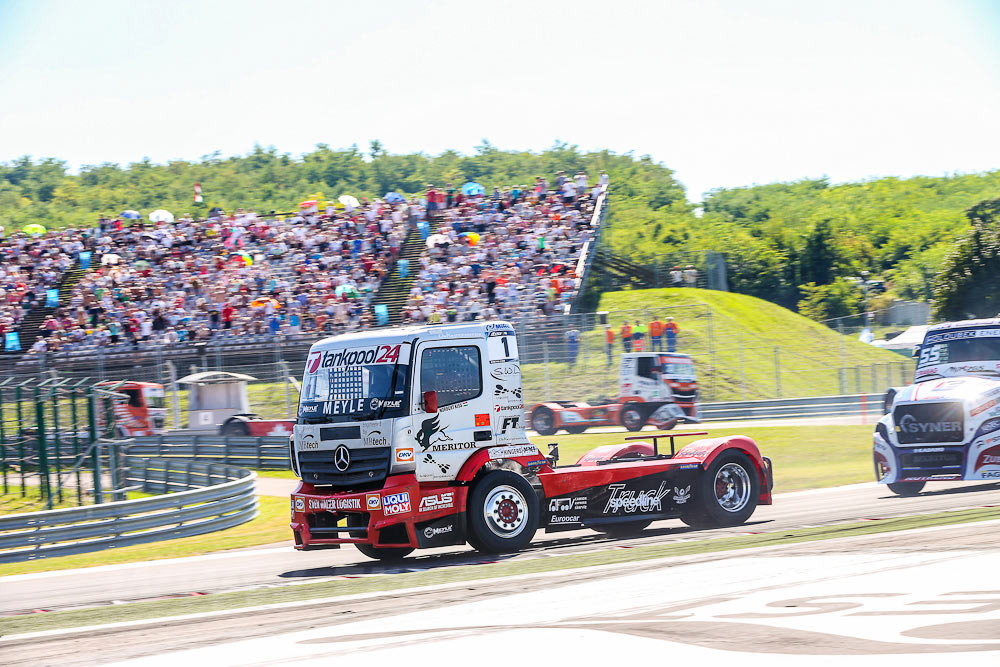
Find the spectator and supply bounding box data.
[670,265,683,287]
[565,326,580,366]
[604,324,614,367]
[620,320,632,353]
[665,316,679,352]
[632,319,646,352]
[683,265,698,287]
[649,316,665,352]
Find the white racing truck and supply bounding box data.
[289,321,773,559]
[875,318,1000,495]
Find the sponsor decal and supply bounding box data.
[395,447,414,463]
[500,416,521,433]
[301,435,319,450]
[306,344,403,372]
[550,515,580,524]
[369,398,402,410]
[925,328,1000,345]
[493,384,523,399]
[672,486,691,504]
[489,444,539,460]
[975,445,1000,471]
[424,524,454,539]
[914,447,945,453]
[916,367,939,377]
[419,491,455,512]
[490,364,521,381]
[983,470,1000,478]
[382,491,411,516]
[679,463,699,470]
[548,497,587,512]
[475,413,491,427]
[294,497,305,511]
[366,430,389,447]
[439,401,468,412]
[366,494,381,510]
[430,441,477,451]
[416,414,451,451]
[971,398,999,417]
[422,453,451,474]
[308,497,361,511]
[895,413,962,435]
[604,482,670,514]
[494,404,525,412]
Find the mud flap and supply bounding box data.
[416,512,467,548]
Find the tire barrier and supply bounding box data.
[0,457,257,563]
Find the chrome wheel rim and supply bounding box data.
[483,485,528,538]
[714,463,751,513]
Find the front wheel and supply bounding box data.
[621,404,646,432]
[349,515,413,561]
[531,407,557,436]
[887,481,925,496]
[680,452,759,528]
[565,425,588,434]
[467,470,539,553]
[221,419,250,436]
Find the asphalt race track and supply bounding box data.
[3,480,999,617]
[4,521,1000,666]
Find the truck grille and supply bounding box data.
[298,447,391,489]
[671,389,698,402]
[893,402,964,444]
[899,449,965,476]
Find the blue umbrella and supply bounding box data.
[461,182,485,196]
[121,210,141,219]
[384,192,406,204]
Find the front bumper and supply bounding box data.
[290,475,468,550]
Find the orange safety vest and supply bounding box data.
[620,324,632,338]
[649,320,664,337]
[605,328,615,344]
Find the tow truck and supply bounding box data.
[529,352,699,435]
[289,322,772,559]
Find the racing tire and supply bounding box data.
[221,419,250,436]
[680,451,759,528]
[531,407,557,436]
[466,470,539,554]
[594,520,652,538]
[887,481,925,496]
[348,515,414,561]
[565,426,589,434]
[621,403,646,432]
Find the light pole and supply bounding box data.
[861,270,870,327]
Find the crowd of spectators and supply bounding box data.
[11,168,608,354]
[400,170,608,324]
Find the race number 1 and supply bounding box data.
[487,334,518,362]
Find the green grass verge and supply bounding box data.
[2,505,997,637]
[0,496,291,578]
[0,485,154,515]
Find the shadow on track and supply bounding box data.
[877,481,1000,501]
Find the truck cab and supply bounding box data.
[98,381,167,436]
[620,352,698,417]
[875,318,1000,495]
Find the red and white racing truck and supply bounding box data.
[289,322,772,559]
[529,352,699,435]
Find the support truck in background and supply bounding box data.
[288,322,772,560]
[529,352,700,435]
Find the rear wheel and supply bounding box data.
[594,520,652,538]
[467,470,539,553]
[221,419,250,436]
[680,452,759,528]
[621,403,646,432]
[887,481,925,496]
[348,515,413,561]
[531,407,557,436]
[565,425,588,434]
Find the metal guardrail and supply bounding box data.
[700,393,886,421]
[129,435,290,469]
[0,457,257,563]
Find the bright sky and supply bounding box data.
[1,0,998,200]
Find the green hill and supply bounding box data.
[518,288,913,404]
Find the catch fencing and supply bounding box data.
[0,457,256,563]
[0,303,916,426]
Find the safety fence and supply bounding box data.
[129,435,290,469]
[699,393,886,422]
[0,457,257,563]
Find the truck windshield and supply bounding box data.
[917,328,1000,377]
[660,358,696,379]
[299,364,409,423]
[145,395,166,408]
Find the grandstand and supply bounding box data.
[2,172,610,356]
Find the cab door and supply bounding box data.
[411,338,493,481]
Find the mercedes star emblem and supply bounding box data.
[334,445,351,472]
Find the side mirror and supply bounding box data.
[422,390,439,413]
